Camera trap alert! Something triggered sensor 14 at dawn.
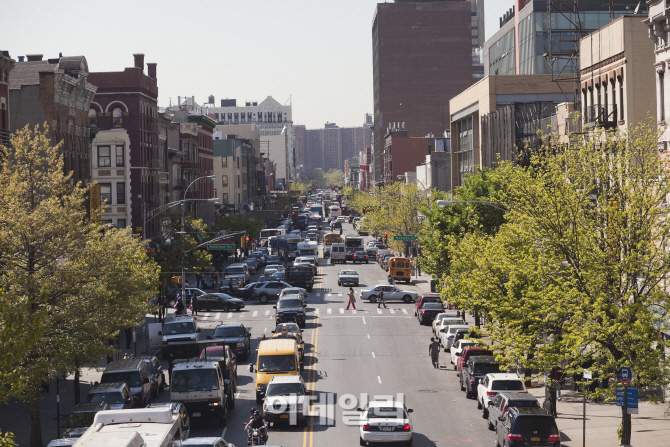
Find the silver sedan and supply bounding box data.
[359,285,419,303]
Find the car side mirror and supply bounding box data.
[143,378,150,384]
[303,304,307,308]
[356,408,363,412]
[196,328,201,333]
[249,364,255,373]
[300,330,304,333]
[273,306,277,309]
[407,409,413,413]
[157,331,162,336]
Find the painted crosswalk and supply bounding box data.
[191,307,413,322]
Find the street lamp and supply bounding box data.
[397,174,430,208]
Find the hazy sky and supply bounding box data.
[2,0,513,129]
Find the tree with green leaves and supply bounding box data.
[445,120,670,443]
[0,126,159,447]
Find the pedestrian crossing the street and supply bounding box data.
[169,307,413,323]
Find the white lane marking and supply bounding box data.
[352,309,357,314]
[377,308,382,314]
[337,293,343,296]
[252,311,258,317]
[327,308,332,314]
[389,309,396,314]
[227,312,232,319]
[264,327,267,333]
[377,376,382,384]
[367,334,370,339]
[339,308,344,314]
[264,310,270,316]
[362,317,366,325]
[401,309,408,315]
[372,352,376,358]
[314,308,320,315]
[327,293,333,297]
[221,427,227,439]
[214,313,221,320]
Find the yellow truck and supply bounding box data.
[249,338,302,403]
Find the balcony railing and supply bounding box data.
[584,104,617,128]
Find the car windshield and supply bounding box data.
[267,256,279,263]
[341,271,357,275]
[442,319,465,327]
[171,369,219,392]
[514,417,558,434]
[66,411,97,428]
[142,359,155,374]
[276,323,300,333]
[511,400,540,408]
[258,354,296,372]
[163,322,195,335]
[214,326,245,338]
[227,267,244,274]
[200,347,225,359]
[266,382,305,396]
[423,303,443,309]
[474,364,501,374]
[86,392,123,404]
[366,407,407,419]
[492,380,525,391]
[101,372,142,387]
[278,299,302,309]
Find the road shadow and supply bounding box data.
[235,374,254,386]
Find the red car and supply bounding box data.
[456,346,493,377]
[413,293,441,316]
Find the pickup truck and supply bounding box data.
[337,270,359,287]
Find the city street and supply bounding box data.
[160,221,492,447]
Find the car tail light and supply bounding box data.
[421,311,426,314]
[547,434,560,442]
[362,424,371,431]
[401,424,410,431]
[487,391,498,397]
[469,378,475,383]
[508,434,524,441]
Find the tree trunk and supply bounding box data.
[525,353,534,380]
[74,368,81,405]
[29,392,42,447]
[473,306,481,327]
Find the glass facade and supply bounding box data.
[488,29,515,76]
[455,116,474,186]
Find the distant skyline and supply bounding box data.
[2,0,513,129]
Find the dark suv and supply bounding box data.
[63,402,109,438]
[488,392,540,432]
[85,382,133,410]
[100,358,152,407]
[274,297,308,328]
[496,407,560,447]
[461,356,500,399]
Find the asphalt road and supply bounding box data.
[168,222,497,447]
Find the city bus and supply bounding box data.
[344,236,364,261]
[277,236,303,260]
[309,204,323,217]
[328,204,342,218]
[260,228,286,244]
[323,233,342,246]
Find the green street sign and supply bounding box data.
[207,243,236,250]
[393,235,418,241]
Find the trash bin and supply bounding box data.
[430,279,437,293]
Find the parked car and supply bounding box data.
[477,373,527,419]
[196,293,245,312]
[456,346,494,376]
[433,313,465,336]
[450,339,478,367]
[211,323,252,358]
[417,302,445,325]
[495,407,560,447]
[438,324,470,350]
[62,402,110,438]
[359,285,419,303]
[357,400,413,446]
[460,355,500,399]
[136,355,166,398]
[84,382,133,410]
[414,294,442,316]
[487,392,540,432]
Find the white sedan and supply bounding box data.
[449,339,478,367]
[431,313,464,335]
[438,324,470,351]
[358,401,413,446]
[359,285,419,303]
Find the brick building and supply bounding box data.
[9,54,97,185]
[88,54,162,235]
[382,124,432,186]
[372,1,474,184]
[0,51,15,145]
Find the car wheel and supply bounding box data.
[159,374,165,391]
[259,294,269,304]
[495,430,501,447]
[359,437,366,446]
[405,437,412,447]
[338,282,341,286]
[488,416,495,430]
[256,392,263,404]
[403,295,413,304]
[453,362,457,371]
[222,304,229,312]
[482,406,489,419]
[460,379,465,391]
[477,398,482,409]
[465,388,473,399]
[151,384,158,399]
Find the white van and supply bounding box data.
[331,243,346,264]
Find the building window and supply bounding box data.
[98,146,111,167]
[100,183,112,204]
[112,108,124,128]
[117,182,126,204]
[659,72,664,122]
[222,175,228,186]
[222,193,229,203]
[237,175,240,187]
[88,108,98,127]
[115,145,125,167]
[117,219,126,228]
[619,77,625,121]
[214,189,217,198]
[222,157,228,167]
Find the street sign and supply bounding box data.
[393,235,418,241]
[583,369,592,380]
[616,386,638,408]
[618,367,633,385]
[207,243,235,250]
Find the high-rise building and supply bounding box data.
[0,51,14,146]
[372,0,474,184]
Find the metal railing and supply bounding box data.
[584,104,617,127]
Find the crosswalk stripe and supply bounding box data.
[327,293,332,297]
[314,308,320,315]
[214,313,221,320]
[401,309,408,315]
[227,312,232,319]
[264,310,270,316]
[327,308,332,314]
[252,311,258,317]
[339,308,344,314]
[377,308,383,314]
[390,309,396,314]
[352,310,357,314]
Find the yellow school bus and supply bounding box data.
[323,233,342,246]
[389,257,412,283]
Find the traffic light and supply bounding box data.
[363,207,367,213]
[241,236,246,248]
[246,236,250,243]
[302,196,307,202]
[172,275,182,284]
[342,208,345,212]
[384,232,388,243]
[308,191,312,196]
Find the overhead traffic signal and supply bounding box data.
[384,232,388,243]
[363,207,367,213]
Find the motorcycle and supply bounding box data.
[246,426,267,446]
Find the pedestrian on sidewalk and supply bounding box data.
[377,289,387,309]
[175,296,185,315]
[125,328,132,349]
[184,280,190,289]
[346,287,357,310]
[191,294,198,316]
